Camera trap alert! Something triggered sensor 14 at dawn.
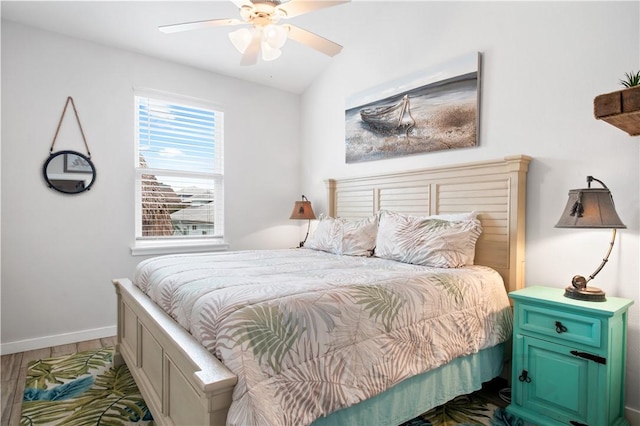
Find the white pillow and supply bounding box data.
[374,210,482,268]
[340,215,378,256]
[427,211,479,263]
[305,215,342,253]
[305,214,377,256]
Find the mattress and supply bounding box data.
[134,248,512,426]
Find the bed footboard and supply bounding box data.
[112,278,237,426]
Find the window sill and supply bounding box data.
[131,239,229,256]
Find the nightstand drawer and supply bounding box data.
[517,304,601,348]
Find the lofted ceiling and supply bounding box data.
[1,1,355,94]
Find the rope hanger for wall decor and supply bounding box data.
[43,96,96,194]
[49,96,91,158]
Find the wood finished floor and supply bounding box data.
[0,336,117,426]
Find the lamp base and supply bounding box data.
[564,285,606,302]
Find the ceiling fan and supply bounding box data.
[159,0,349,66]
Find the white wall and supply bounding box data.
[2,0,639,417]
[300,1,640,414]
[1,21,301,352]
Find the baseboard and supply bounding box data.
[0,326,117,355]
[627,406,640,426]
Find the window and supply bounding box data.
[134,91,224,252]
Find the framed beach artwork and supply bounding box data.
[345,52,481,163]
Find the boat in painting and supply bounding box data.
[360,94,415,135]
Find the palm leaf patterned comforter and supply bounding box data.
[134,249,512,426]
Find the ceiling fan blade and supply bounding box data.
[159,18,243,34]
[278,0,349,18]
[240,32,261,66]
[284,24,343,57]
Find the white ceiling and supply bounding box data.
[1,1,356,94]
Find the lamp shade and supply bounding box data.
[263,24,288,49]
[260,41,282,61]
[228,28,253,53]
[229,25,288,62]
[555,188,626,229]
[289,200,316,220]
[555,177,625,302]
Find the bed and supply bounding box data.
[112,155,531,426]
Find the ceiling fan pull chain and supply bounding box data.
[49,96,92,158]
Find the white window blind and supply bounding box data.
[134,93,224,242]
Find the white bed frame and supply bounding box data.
[112,155,531,426]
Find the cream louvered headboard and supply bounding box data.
[325,155,531,294]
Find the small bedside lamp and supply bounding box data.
[289,195,316,247]
[555,176,626,302]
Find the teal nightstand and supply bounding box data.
[507,286,633,426]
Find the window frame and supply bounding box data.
[131,89,228,256]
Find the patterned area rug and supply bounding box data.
[21,347,527,426]
[20,347,152,425]
[401,393,529,426]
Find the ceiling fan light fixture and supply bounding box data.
[228,27,253,53]
[261,41,282,61]
[239,5,253,21]
[163,0,349,65]
[263,24,288,49]
[272,6,288,21]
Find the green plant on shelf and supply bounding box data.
[620,70,640,88]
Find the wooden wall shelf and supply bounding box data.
[594,86,640,136]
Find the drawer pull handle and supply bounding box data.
[555,321,568,333]
[571,350,606,365]
[518,370,531,383]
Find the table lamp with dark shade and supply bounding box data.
[555,176,626,302]
[290,195,316,247]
